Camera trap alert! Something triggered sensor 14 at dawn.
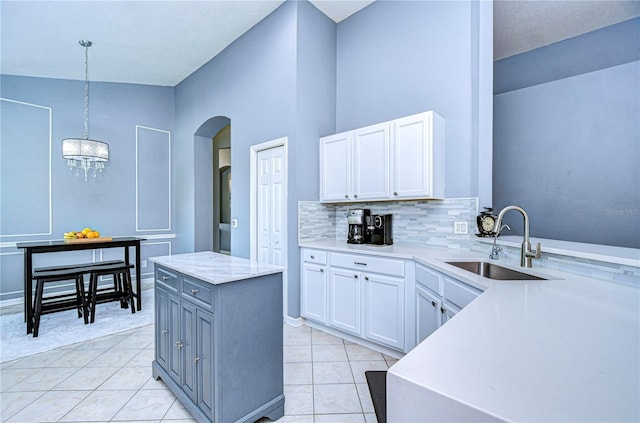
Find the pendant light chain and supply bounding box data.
[82,40,91,140]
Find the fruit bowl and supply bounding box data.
[63,228,111,243]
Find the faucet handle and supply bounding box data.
[527,242,542,259]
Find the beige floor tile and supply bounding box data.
[5,348,68,369]
[283,384,313,415]
[348,361,388,385]
[49,347,106,368]
[284,362,313,385]
[6,390,90,422]
[312,344,348,362]
[272,416,314,423]
[344,344,384,361]
[313,361,354,384]
[0,391,46,421]
[124,348,155,368]
[163,398,193,419]
[313,384,362,414]
[112,389,176,420]
[8,367,78,391]
[114,333,155,350]
[59,389,137,421]
[98,366,153,390]
[140,376,170,390]
[71,334,128,351]
[311,329,345,345]
[284,325,312,346]
[88,348,139,367]
[314,413,365,422]
[355,383,374,414]
[0,367,41,392]
[284,345,312,363]
[54,366,119,390]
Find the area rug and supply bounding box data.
[365,370,387,423]
[0,288,154,363]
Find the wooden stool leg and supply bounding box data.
[125,270,135,314]
[89,273,98,324]
[76,275,89,325]
[32,279,45,337]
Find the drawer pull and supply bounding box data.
[161,276,170,281]
[191,289,199,295]
[310,255,315,259]
[175,341,183,350]
[194,356,200,363]
[162,329,169,334]
[354,261,367,266]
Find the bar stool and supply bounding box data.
[88,263,135,323]
[31,269,89,337]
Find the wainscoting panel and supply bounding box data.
[136,125,171,231]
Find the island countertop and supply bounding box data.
[149,251,284,285]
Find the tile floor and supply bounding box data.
[0,322,397,422]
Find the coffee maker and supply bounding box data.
[366,214,393,245]
[347,209,370,244]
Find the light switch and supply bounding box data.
[231,219,238,228]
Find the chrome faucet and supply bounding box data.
[489,224,510,260]
[494,205,541,268]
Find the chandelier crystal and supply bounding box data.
[62,40,109,181]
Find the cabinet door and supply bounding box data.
[353,123,390,200]
[301,263,327,323]
[168,293,182,384]
[196,309,214,420]
[364,273,404,350]
[328,268,361,336]
[441,304,458,325]
[416,285,442,344]
[392,113,433,199]
[180,301,197,402]
[155,286,170,370]
[320,133,351,202]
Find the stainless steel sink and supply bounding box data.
[446,261,546,281]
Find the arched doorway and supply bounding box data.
[194,116,231,253]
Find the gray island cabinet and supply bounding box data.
[149,252,285,423]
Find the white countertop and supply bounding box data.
[149,251,284,285]
[300,240,640,422]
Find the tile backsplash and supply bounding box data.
[299,198,478,249]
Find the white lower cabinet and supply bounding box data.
[328,268,362,336]
[364,273,404,350]
[300,250,328,324]
[415,284,442,344]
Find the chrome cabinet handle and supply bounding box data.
[162,329,169,334]
[175,341,183,349]
[161,276,170,281]
[194,356,200,363]
[191,289,199,295]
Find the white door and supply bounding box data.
[257,146,285,266]
[353,123,390,200]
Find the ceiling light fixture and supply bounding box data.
[62,40,109,181]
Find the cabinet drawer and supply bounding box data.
[156,267,178,291]
[302,249,327,265]
[415,264,442,295]
[182,277,214,309]
[444,277,482,310]
[330,252,404,277]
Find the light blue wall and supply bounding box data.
[335,0,487,198]
[0,75,175,301]
[493,19,640,248]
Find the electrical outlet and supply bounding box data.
[142,260,147,268]
[231,219,238,228]
[454,221,469,235]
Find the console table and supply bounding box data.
[16,237,145,332]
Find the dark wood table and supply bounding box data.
[16,237,145,330]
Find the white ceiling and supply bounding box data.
[1,0,638,86]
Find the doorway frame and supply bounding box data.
[249,137,289,320]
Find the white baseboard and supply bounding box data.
[284,315,304,327]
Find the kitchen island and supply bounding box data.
[149,252,285,423]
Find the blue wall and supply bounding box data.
[335,0,490,198]
[0,75,175,301]
[493,19,640,248]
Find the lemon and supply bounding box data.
[82,227,91,235]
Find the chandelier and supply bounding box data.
[62,40,109,181]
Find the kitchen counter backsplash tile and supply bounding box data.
[299,198,477,248]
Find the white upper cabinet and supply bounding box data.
[353,123,390,200]
[392,111,445,199]
[320,111,444,203]
[320,133,352,202]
